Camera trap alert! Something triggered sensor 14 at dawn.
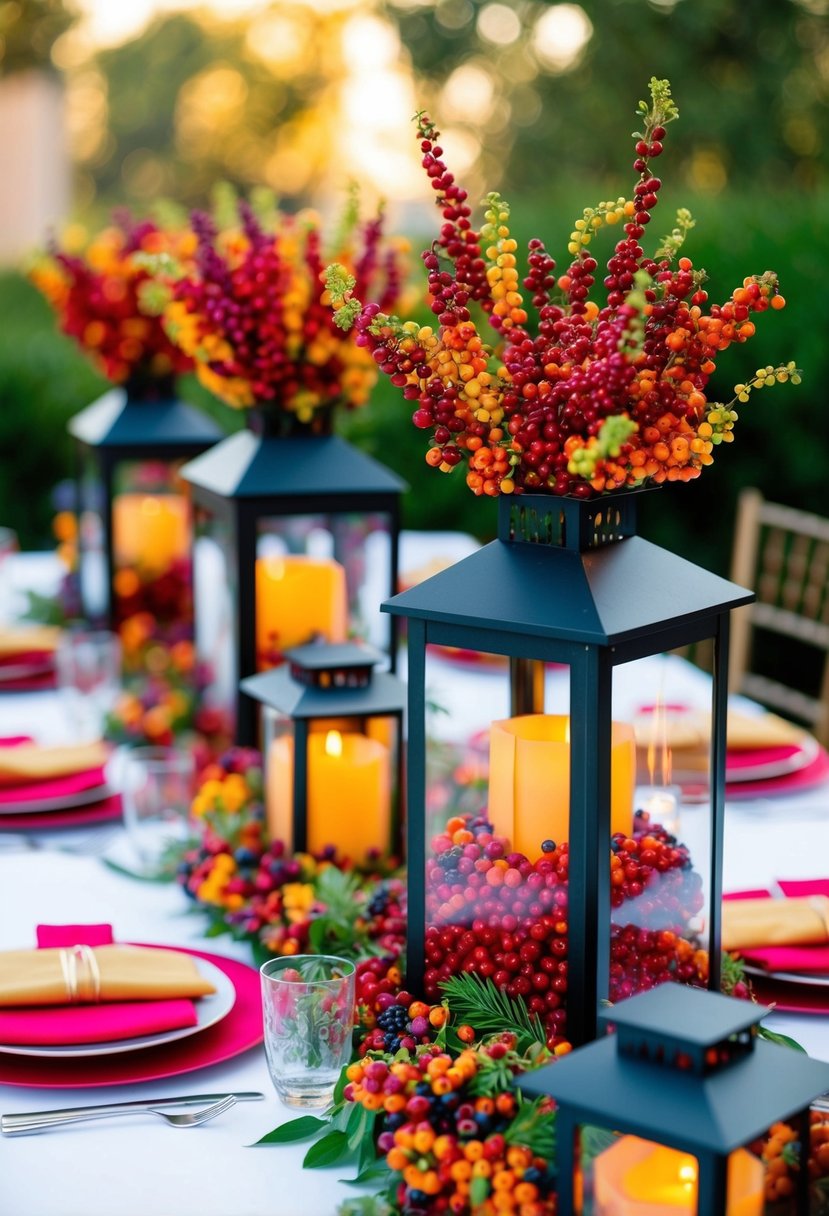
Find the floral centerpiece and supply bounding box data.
[151,190,409,425]
[326,78,798,498]
[30,214,193,387]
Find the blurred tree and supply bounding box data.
[387,0,829,192]
[0,0,75,75]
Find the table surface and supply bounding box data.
[1,553,827,1216]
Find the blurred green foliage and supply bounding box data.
[0,0,74,75]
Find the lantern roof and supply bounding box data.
[520,988,829,1153]
[181,431,406,500]
[240,664,406,720]
[383,533,752,646]
[68,387,223,450]
[600,984,763,1047]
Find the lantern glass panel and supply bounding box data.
[255,511,393,666]
[193,503,237,722]
[420,647,714,1031]
[574,1124,766,1215]
[261,704,397,860]
[110,458,192,631]
[77,448,107,622]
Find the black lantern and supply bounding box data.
[181,413,406,744]
[240,641,405,860]
[520,983,829,1215]
[69,379,222,631]
[382,490,753,1046]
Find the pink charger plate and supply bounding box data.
[744,977,829,1015]
[0,794,123,832]
[0,944,263,1088]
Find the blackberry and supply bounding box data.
[376,1003,409,1052]
[367,885,391,918]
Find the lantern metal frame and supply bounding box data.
[240,641,406,856]
[183,421,406,744]
[69,382,222,629]
[382,490,754,1046]
[520,983,829,1215]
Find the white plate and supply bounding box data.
[0,957,236,1058]
[744,963,829,989]
[0,783,113,816]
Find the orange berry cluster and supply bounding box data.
[30,217,194,384]
[327,78,797,499]
[752,1113,829,1212]
[344,1043,558,1214]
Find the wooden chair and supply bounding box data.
[729,488,829,747]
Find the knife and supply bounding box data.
[1,1092,266,1134]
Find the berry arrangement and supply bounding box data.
[344,1043,558,1214]
[152,191,409,419]
[326,78,799,498]
[30,215,193,384]
[422,811,706,1046]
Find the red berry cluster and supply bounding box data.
[327,78,795,499]
[424,812,706,1044]
[162,198,408,418]
[30,216,193,384]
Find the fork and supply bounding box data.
[1,1094,237,1135]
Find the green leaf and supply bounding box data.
[470,1176,490,1207]
[303,1129,353,1169]
[341,1160,392,1188]
[251,1115,330,1145]
[758,1025,806,1052]
[332,1065,349,1106]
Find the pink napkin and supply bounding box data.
[0,766,107,806]
[725,881,829,973]
[0,925,198,1047]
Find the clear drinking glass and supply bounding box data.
[55,629,122,741]
[119,745,196,878]
[260,955,356,1108]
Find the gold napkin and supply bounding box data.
[0,626,61,659]
[634,710,808,772]
[0,741,109,786]
[722,896,829,951]
[0,945,217,1007]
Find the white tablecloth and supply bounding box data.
[0,555,827,1216]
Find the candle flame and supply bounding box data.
[325,729,343,758]
[646,694,672,786]
[678,1162,697,1187]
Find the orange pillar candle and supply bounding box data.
[592,1135,764,1215]
[488,714,635,859]
[112,493,189,575]
[255,555,347,667]
[266,728,390,858]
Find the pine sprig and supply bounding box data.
[504,1096,556,1159]
[439,974,546,1050]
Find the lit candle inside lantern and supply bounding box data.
[255,555,347,667]
[266,728,390,858]
[488,714,635,859]
[112,493,189,575]
[593,1135,764,1215]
